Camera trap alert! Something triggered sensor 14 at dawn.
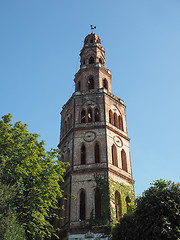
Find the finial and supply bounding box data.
[90,25,96,33]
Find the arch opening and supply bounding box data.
[112,144,118,167]
[95,189,101,219]
[88,76,94,90]
[81,145,86,165]
[88,108,93,122]
[89,56,94,64]
[94,108,100,122]
[95,143,100,163]
[109,110,113,124]
[118,115,123,131]
[80,190,86,220]
[121,149,127,172]
[81,109,86,123]
[114,113,118,127]
[103,79,108,90]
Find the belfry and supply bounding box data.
[58,31,135,240]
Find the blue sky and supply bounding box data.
[0,0,180,196]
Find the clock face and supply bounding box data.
[113,136,123,148]
[83,131,96,142]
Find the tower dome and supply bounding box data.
[84,33,101,46]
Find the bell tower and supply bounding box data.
[58,32,135,240]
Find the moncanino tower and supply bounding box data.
[58,32,135,240]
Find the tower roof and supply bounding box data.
[84,33,101,46]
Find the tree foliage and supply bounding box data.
[111,179,180,240]
[0,114,67,239]
[0,183,26,240]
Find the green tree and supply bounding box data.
[0,114,67,240]
[111,180,180,240]
[111,213,136,240]
[0,183,26,240]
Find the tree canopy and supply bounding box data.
[0,114,67,240]
[111,179,180,240]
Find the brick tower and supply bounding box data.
[58,32,135,240]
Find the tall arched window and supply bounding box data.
[112,144,118,167]
[81,109,86,123]
[88,76,94,90]
[109,110,113,124]
[89,56,94,64]
[95,189,101,219]
[114,113,118,127]
[103,79,108,90]
[80,190,86,220]
[118,115,123,131]
[115,191,121,221]
[95,143,100,163]
[99,58,102,64]
[77,81,81,91]
[81,145,86,165]
[121,149,127,172]
[88,108,92,122]
[94,108,100,122]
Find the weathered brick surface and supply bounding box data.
[58,33,134,240]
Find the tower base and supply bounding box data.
[69,231,109,240]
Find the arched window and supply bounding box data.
[88,76,94,90]
[90,38,93,43]
[88,108,92,122]
[94,108,100,122]
[99,58,102,64]
[115,191,121,221]
[80,190,86,220]
[95,143,100,163]
[95,189,101,219]
[81,144,86,165]
[114,113,118,127]
[112,144,118,167]
[67,148,70,163]
[103,79,108,90]
[121,149,127,172]
[81,109,86,123]
[118,115,123,131]
[77,81,81,91]
[89,56,94,64]
[109,110,113,124]
[83,59,85,65]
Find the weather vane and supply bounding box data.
[90,25,96,33]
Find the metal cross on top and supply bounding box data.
[90,25,96,33]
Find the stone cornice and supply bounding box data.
[109,167,135,184]
[106,124,130,141]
